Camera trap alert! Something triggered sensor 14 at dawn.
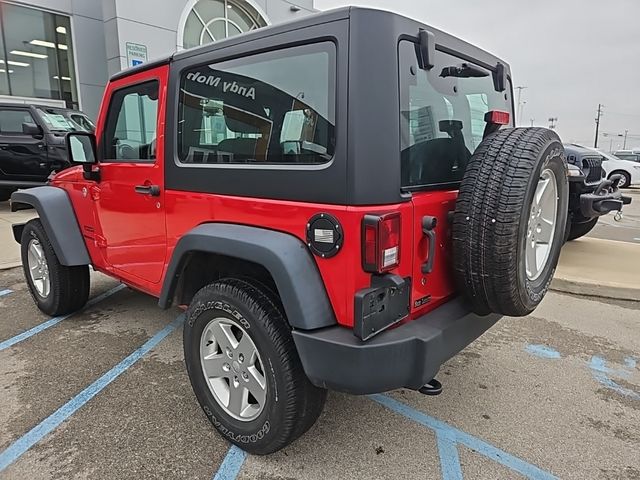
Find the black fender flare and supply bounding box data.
[159,223,337,330]
[10,186,91,266]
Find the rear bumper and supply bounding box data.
[293,297,501,394]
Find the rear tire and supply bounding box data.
[609,170,631,189]
[452,128,569,316]
[184,279,326,455]
[567,217,598,241]
[20,218,90,316]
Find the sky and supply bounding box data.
[315,0,640,151]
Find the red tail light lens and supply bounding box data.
[362,213,401,273]
[484,110,510,125]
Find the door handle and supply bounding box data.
[134,184,160,196]
[421,216,438,274]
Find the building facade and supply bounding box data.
[0,0,316,119]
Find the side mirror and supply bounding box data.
[22,122,43,137]
[66,132,97,165]
[66,132,100,181]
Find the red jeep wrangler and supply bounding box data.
[11,7,571,454]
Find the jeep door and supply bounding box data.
[0,106,49,183]
[92,66,168,287]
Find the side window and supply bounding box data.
[399,41,512,189]
[0,109,36,135]
[177,42,336,165]
[102,81,158,161]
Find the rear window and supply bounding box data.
[177,42,336,166]
[399,40,513,189]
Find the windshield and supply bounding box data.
[36,107,95,133]
[399,41,513,189]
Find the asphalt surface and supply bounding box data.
[0,267,638,480]
[588,187,640,244]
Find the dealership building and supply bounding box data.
[0,0,316,119]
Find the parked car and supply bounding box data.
[563,144,631,240]
[613,149,640,163]
[596,149,640,188]
[7,7,629,455]
[0,103,95,201]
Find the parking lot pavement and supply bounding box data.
[1,268,638,480]
[588,187,640,244]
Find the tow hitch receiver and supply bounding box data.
[419,378,443,396]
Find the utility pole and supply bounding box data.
[515,86,527,125]
[623,129,628,150]
[594,104,603,148]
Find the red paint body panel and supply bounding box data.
[51,63,459,329]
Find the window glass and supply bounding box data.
[102,81,158,161]
[177,42,336,166]
[35,107,93,132]
[399,41,512,188]
[0,4,78,108]
[0,109,35,134]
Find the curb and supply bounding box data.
[551,277,640,302]
[0,262,21,271]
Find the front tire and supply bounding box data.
[609,170,631,189]
[567,217,598,241]
[20,219,90,316]
[184,279,326,455]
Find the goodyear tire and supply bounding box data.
[452,128,569,316]
[20,218,90,316]
[183,279,326,455]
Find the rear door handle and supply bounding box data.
[421,216,438,274]
[134,184,160,196]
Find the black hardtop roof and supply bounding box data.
[110,6,510,82]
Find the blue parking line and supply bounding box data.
[525,344,561,359]
[0,284,125,352]
[436,431,463,480]
[0,289,12,297]
[0,314,183,472]
[212,445,247,480]
[370,394,558,480]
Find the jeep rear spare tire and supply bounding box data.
[452,128,569,316]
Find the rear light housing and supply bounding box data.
[484,110,510,125]
[362,213,401,273]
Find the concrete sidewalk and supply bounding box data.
[0,202,36,269]
[551,237,640,301]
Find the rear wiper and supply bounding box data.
[440,63,488,79]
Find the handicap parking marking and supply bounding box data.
[0,289,12,297]
[0,314,184,472]
[588,356,640,401]
[525,344,561,359]
[212,445,247,480]
[0,284,125,352]
[524,345,639,402]
[370,394,558,480]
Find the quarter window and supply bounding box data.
[102,81,158,161]
[177,42,336,166]
[399,41,512,189]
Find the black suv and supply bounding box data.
[564,143,631,240]
[0,103,95,201]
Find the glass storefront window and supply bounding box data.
[0,2,78,108]
[182,0,267,49]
